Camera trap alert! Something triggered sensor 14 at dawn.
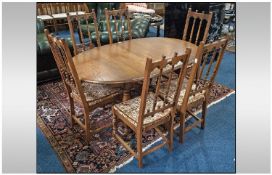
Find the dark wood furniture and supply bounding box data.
[112,49,191,168]
[45,29,122,142]
[182,8,213,45]
[67,10,101,55]
[104,8,132,44]
[164,3,225,42]
[72,38,198,101]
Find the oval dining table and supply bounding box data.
[73,37,198,101]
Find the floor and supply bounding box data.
[114,51,235,173]
[37,26,235,173]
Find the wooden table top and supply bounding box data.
[73,37,198,84]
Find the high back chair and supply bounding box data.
[37,3,53,16]
[105,8,132,44]
[112,49,191,168]
[178,38,228,143]
[182,8,213,45]
[38,3,88,15]
[67,10,101,55]
[50,3,67,14]
[44,29,121,142]
[66,3,88,13]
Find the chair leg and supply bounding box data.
[201,99,207,129]
[68,95,76,127]
[112,108,117,137]
[168,112,175,152]
[83,110,91,143]
[136,131,143,168]
[179,112,185,144]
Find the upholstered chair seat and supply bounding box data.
[45,29,123,141]
[113,92,171,129]
[159,78,206,107]
[71,82,121,106]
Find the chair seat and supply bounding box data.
[164,62,183,73]
[159,78,206,107]
[68,11,85,16]
[72,82,121,106]
[37,15,53,20]
[52,13,67,19]
[113,92,171,128]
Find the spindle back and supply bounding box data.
[138,49,191,129]
[179,38,228,113]
[44,29,87,105]
[196,38,228,91]
[105,7,132,44]
[182,8,213,45]
[67,10,101,55]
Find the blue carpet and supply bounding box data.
[116,52,236,173]
[37,28,235,172]
[116,51,235,173]
[36,127,65,173]
[116,95,235,173]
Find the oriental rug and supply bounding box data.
[37,80,235,173]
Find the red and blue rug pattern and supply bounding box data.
[37,80,234,173]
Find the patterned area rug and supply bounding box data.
[37,80,235,173]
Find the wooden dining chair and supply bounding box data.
[37,3,53,16]
[182,8,213,45]
[159,38,228,143]
[44,29,122,142]
[67,10,101,56]
[112,49,191,168]
[66,3,89,13]
[179,38,228,143]
[105,7,132,44]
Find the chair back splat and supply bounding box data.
[45,29,121,142]
[182,8,213,45]
[67,9,101,56]
[112,49,191,168]
[138,49,192,130]
[37,3,88,16]
[105,7,132,44]
[44,29,87,105]
[181,38,228,112]
[178,38,228,143]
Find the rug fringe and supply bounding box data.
[207,91,235,108]
[109,156,134,173]
[109,136,163,173]
[110,91,235,172]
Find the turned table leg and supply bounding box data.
[122,83,131,101]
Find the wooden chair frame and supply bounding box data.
[37,3,89,32]
[67,9,101,56]
[45,29,120,142]
[178,38,228,143]
[105,7,132,44]
[112,49,191,168]
[182,8,213,45]
[37,3,88,16]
